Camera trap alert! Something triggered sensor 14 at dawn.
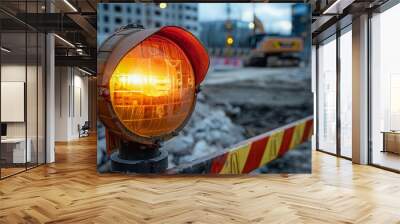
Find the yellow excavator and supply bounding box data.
[244,16,304,67]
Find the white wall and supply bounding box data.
[55,67,69,141]
[75,74,89,120]
[1,65,41,138]
[54,67,89,141]
[1,65,26,139]
[71,73,89,138]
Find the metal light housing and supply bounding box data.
[98,25,209,145]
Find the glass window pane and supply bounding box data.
[1,31,27,177]
[38,32,45,165]
[317,36,337,154]
[340,29,352,158]
[371,4,400,171]
[0,1,47,179]
[27,31,38,169]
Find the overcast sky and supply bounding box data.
[199,3,294,35]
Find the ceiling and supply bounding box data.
[0,0,98,73]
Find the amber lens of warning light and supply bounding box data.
[109,35,195,138]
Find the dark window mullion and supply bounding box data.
[336,24,341,157]
[36,0,39,167]
[316,44,320,151]
[367,11,373,165]
[25,0,28,171]
[44,0,47,164]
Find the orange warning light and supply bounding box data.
[109,35,196,137]
[98,25,209,144]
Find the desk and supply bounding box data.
[1,138,31,164]
[382,131,400,154]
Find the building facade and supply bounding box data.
[199,20,253,49]
[97,3,200,41]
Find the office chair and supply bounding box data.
[79,121,90,138]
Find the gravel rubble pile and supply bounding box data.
[162,94,245,167]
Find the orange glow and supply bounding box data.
[109,35,195,138]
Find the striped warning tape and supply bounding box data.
[167,116,313,174]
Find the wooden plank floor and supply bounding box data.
[1,135,400,224]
